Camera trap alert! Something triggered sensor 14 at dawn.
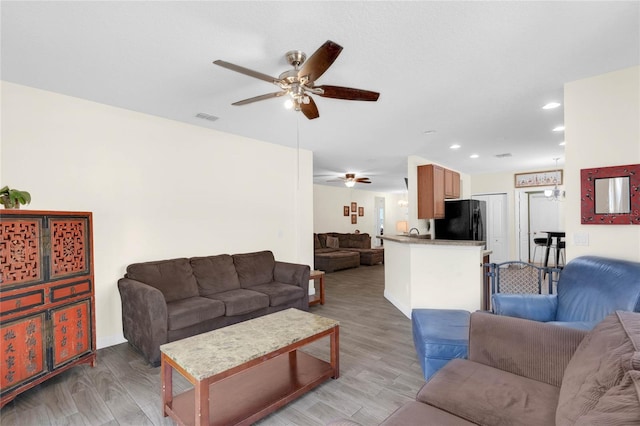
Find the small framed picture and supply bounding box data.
[514,170,562,188]
[358,207,364,217]
[351,202,357,212]
[351,214,357,224]
[343,206,349,216]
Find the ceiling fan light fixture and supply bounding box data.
[284,99,294,109]
[345,180,356,188]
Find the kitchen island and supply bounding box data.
[380,235,488,318]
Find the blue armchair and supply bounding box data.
[492,256,640,330]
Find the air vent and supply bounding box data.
[195,113,219,122]
[495,153,512,158]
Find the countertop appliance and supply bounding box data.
[434,199,486,241]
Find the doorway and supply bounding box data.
[472,193,508,263]
[374,196,385,247]
[516,191,562,262]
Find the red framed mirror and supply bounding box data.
[581,164,640,224]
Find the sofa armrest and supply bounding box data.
[492,293,558,322]
[468,312,587,387]
[117,277,168,365]
[274,261,310,305]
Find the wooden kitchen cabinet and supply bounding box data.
[417,164,446,219]
[445,169,460,199]
[0,210,96,408]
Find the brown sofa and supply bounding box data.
[332,310,640,425]
[117,250,309,365]
[314,232,384,272]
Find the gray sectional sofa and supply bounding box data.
[117,250,309,365]
[314,232,384,272]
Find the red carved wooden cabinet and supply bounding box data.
[0,210,96,407]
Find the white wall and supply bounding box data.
[564,66,640,262]
[313,184,406,240]
[1,82,314,348]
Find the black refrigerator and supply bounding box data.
[434,199,486,241]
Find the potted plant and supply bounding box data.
[0,186,31,209]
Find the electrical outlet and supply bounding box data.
[573,232,589,246]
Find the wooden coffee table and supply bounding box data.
[160,308,339,426]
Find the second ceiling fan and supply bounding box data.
[328,173,372,187]
[214,40,380,119]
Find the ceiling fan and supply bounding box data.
[213,40,380,120]
[328,173,372,188]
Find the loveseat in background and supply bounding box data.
[117,250,309,365]
[314,232,384,272]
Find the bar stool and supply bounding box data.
[556,241,566,268]
[531,237,548,265]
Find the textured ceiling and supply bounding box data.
[2,1,638,192]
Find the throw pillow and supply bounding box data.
[326,235,339,249]
[556,311,640,424]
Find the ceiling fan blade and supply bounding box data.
[300,97,320,120]
[316,85,380,101]
[213,60,279,84]
[356,178,372,183]
[232,91,287,106]
[298,40,343,84]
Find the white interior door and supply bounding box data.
[517,191,530,261]
[528,192,561,262]
[472,193,508,263]
[374,196,385,246]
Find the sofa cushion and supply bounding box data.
[205,288,269,316]
[326,235,340,248]
[249,282,305,307]
[190,254,241,296]
[418,358,559,426]
[126,258,198,303]
[233,251,275,288]
[166,296,225,330]
[314,233,322,250]
[317,233,328,248]
[556,311,640,424]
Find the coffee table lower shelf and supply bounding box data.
[164,350,334,426]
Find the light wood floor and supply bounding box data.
[0,264,424,425]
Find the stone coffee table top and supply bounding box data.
[160,308,339,380]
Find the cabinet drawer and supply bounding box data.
[0,313,48,393]
[0,290,45,317]
[50,281,92,302]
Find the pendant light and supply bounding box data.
[545,158,565,201]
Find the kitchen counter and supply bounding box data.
[381,236,487,317]
[381,235,485,246]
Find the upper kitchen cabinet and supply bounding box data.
[445,169,461,199]
[417,164,445,219]
[417,164,461,219]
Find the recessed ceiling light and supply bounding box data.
[553,125,565,132]
[450,144,461,150]
[470,154,479,159]
[424,130,437,134]
[542,102,561,109]
[559,141,566,146]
